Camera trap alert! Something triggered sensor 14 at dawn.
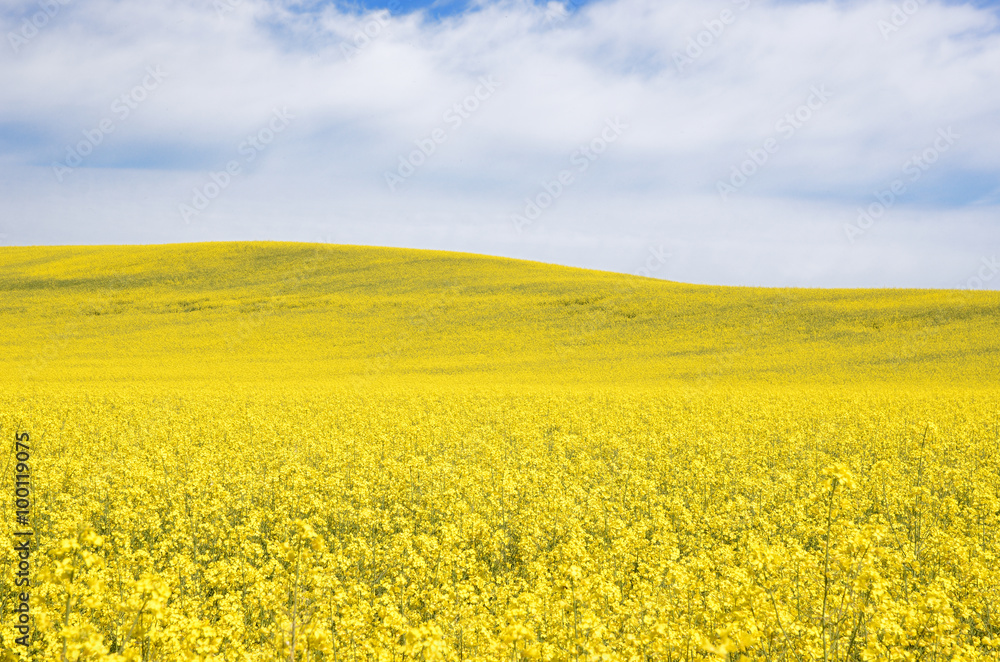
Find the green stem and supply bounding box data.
[821,477,837,662]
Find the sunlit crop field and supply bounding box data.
[1,243,998,661]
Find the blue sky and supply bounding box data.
[306,0,1000,17]
[0,0,998,288]
[341,0,596,19]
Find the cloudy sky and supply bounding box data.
[1,0,998,288]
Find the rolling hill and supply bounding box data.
[1,241,997,388]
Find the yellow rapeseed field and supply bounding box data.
[0,242,998,661]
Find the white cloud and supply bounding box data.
[0,0,998,287]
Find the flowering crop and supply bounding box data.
[0,243,998,660]
[0,386,998,660]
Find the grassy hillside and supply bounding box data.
[1,241,997,387]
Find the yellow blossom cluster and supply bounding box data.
[0,384,998,660]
